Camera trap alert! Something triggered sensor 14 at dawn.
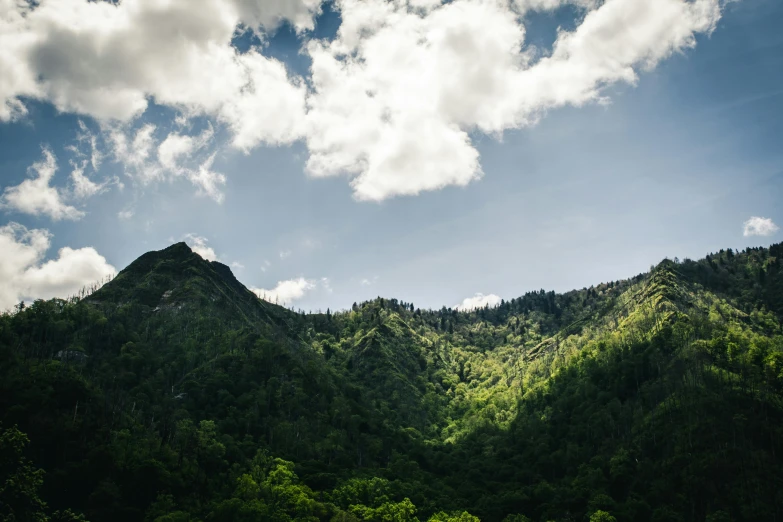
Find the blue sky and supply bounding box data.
[0,0,781,312]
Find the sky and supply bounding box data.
[0,0,781,313]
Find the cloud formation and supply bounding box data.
[70,164,105,200]
[303,0,721,200]
[66,120,103,172]
[1,0,309,149]
[108,124,159,181]
[512,0,598,14]
[184,234,218,261]
[251,277,316,305]
[1,0,723,202]
[105,123,228,202]
[0,222,115,310]
[743,216,779,237]
[456,292,502,311]
[0,148,85,220]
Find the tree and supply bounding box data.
[0,425,48,522]
[0,425,87,522]
[428,511,480,522]
[589,510,617,522]
[350,498,417,522]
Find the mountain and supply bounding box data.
[1,242,783,522]
[86,241,300,338]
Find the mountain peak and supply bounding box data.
[164,241,193,254]
[85,242,297,336]
[87,242,226,309]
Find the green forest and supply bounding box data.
[2,241,783,522]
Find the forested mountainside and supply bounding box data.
[2,242,783,522]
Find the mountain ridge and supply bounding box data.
[1,241,782,522]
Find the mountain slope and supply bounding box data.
[1,242,783,522]
[87,241,299,339]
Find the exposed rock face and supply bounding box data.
[55,350,88,363]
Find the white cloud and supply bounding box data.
[512,0,598,15]
[279,250,292,259]
[1,0,309,149]
[303,0,721,200]
[158,132,201,172]
[0,222,115,311]
[1,0,723,202]
[66,120,103,171]
[70,162,108,199]
[184,234,218,261]
[0,1,40,121]
[187,153,227,203]
[158,126,214,171]
[118,209,134,220]
[5,125,110,212]
[260,260,271,272]
[455,292,502,311]
[0,148,85,220]
[109,124,160,182]
[251,277,315,305]
[231,261,245,270]
[233,0,323,33]
[743,216,779,237]
[321,276,333,293]
[360,275,379,286]
[110,123,227,202]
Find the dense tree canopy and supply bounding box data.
[2,241,783,521]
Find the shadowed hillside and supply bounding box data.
[2,242,783,522]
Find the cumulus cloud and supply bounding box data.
[0,222,116,310]
[233,0,323,33]
[251,277,315,305]
[304,0,721,200]
[184,234,218,261]
[0,148,85,220]
[743,216,779,237]
[1,0,309,149]
[2,0,723,202]
[456,292,502,311]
